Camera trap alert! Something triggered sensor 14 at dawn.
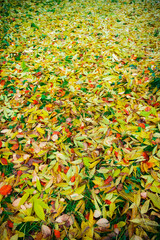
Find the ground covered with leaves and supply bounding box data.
[0,0,160,239]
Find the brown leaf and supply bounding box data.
[96,218,110,228]
[35,232,43,240]
[41,225,51,238]
[12,198,21,207]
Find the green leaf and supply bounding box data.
[21,61,26,70]
[36,179,42,192]
[31,23,39,29]
[19,193,30,206]
[34,199,45,220]
[140,111,151,117]
[83,157,90,168]
[36,199,49,209]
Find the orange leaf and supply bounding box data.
[145,106,151,112]
[146,162,154,168]
[57,165,61,172]
[0,80,5,86]
[52,117,57,122]
[138,123,145,129]
[11,143,19,150]
[54,230,60,238]
[67,132,72,137]
[0,185,12,195]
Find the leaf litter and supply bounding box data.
[0,0,160,239]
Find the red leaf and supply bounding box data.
[8,220,13,228]
[0,185,12,195]
[104,176,113,185]
[153,102,159,107]
[53,131,60,135]
[64,166,69,174]
[123,158,129,164]
[1,158,8,165]
[124,109,129,115]
[40,181,46,186]
[115,151,118,158]
[85,212,90,220]
[0,141,2,148]
[105,199,112,205]
[71,175,75,182]
[142,152,149,161]
[17,170,22,176]
[138,123,145,129]
[102,97,107,102]
[57,165,61,172]
[33,100,38,105]
[54,230,60,238]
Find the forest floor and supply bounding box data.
[0,0,160,239]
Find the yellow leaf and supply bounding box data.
[75,200,84,212]
[36,179,42,192]
[134,190,141,207]
[34,199,45,221]
[109,202,116,218]
[89,209,94,227]
[89,160,100,168]
[130,235,143,240]
[79,201,85,214]
[53,206,66,219]
[113,169,120,177]
[19,193,29,206]
[117,221,126,228]
[10,234,19,240]
[60,189,73,195]
[56,183,68,188]
[122,201,129,215]
[36,127,45,135]
[74,185,86,194]
[23,216,39,222]
[70,193,84,200]
[147,192,160,209]
[130,218,159,227]
[141,200,150,214]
